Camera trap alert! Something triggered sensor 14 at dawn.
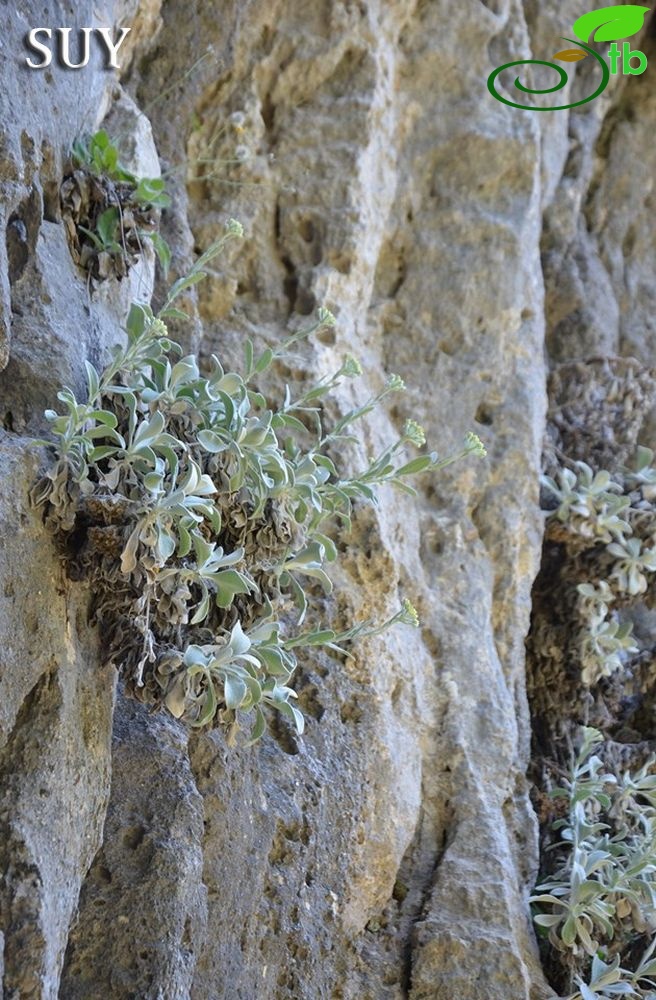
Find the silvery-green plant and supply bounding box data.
[567,954,640,1000]
[33,220,484,741]
[579,615,638,686]
[577,582,615,628]
[607,538,656,597]
[541,454,656,686]
[562,926,656,999]
[623,447,656,501]
[542,464,628,542]
[533,728,656,998]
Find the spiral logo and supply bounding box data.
[487,39,610,111]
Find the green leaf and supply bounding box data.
[533,913,563,927]
[96,207,120,247]
[247,389,266,409]
[77,225,104,251]
[84,361,100,401]
[245,705,267,745]
[254,348,274,374]
[241,673,263,706]
[396,454,437,477]
[561,914,577,947]
[286,629,336,648]
[194,679,218,727]
[89,445,118,462]
[126,302,149,341]
[192,532,213,567]
[392,480,418,497]
[573,5,650,43]
[132,410,166,449]
[224,675,247,710]
[197,429,228,454]
[314,453,338,477]
[214,569,252,609]
[229,621,251,657]
[190,590,210,625]
[89,409,118,428]
[93,129,110,151]
[165,270,207,304]
[285,573,308,624]
[244,339,254,376]
[298,566,333,593]
[311,532,338,562]
[287,541,325,569]
[85,425,122,442]
[256,645,293,678]
[133,177,171,209]
[156,525,176,561]
[273,698,305,735]
[177,521,193,558]
[158,307,189,322]
[149,232,172,276]
[120,523,141,574]
[271,412,308,434]
[143,470,163,491]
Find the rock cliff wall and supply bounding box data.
[0,2,654,998]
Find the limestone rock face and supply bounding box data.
[0,438,115,999]
[0,2,654,998]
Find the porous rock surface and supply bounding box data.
[0,2,654,998]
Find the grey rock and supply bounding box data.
[61,695,205,1000]
[1,1,655,998]
[0,438,115,999]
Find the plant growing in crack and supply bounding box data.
[62,129,171,282]
[541,457,656,685]
[32,218,485,743]
[532,727,656,1000]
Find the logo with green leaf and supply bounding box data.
[488,4,651,111]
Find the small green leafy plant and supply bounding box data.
[532,727,656,999]
[33,219,484,742]
[62,129,171,282]
[71,130,171,210]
